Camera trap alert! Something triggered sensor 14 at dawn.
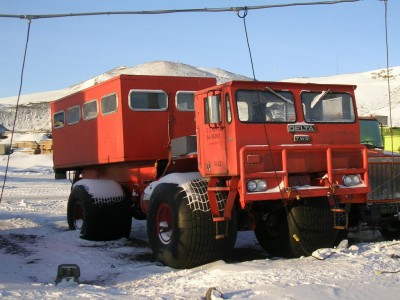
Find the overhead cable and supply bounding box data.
[382,0,394,149]
[0,0,361,20]
[0,20,32,204]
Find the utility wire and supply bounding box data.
[236,5,312,257]
[380,0,399,225]
[382,0,394,152]
[0,20,31,204]
[237,8,256,81]
[0,0,361,20]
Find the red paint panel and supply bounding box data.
[51,75,216,170]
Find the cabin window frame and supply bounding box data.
[67,105,81,125]
[82,99,98,121]
[101,92,118,116]
[176,91,195,111]
[128,89,168,111]
[53,111,65,129]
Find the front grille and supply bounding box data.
[368,162,400,201]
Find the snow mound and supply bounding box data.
[0,61,252,106]
[0,61,253,132]
[284,66,400,126]
[0,62,399,131]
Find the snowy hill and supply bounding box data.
[0,61,399,132]
[0,61,251,132]
[284,66,400,126]
[0,61,251,107]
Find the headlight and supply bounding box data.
[247,180,258,192]
[343,176,353,186]
[352,175,361,185]
[247,179,267,192]
[257,180,267,191]
[342,175,361,187]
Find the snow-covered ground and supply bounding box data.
[2,153,400,299]
[1,63,400,297]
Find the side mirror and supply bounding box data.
[205,95,221,124]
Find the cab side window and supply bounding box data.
[67,106,80,125]
[53,111,65,129]
[176,91,194,111]
[129,90,168,111]
[83,100,98,120]
[101,93,118,115]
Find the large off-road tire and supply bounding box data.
[334,228,349,245]
[67,184,132,241]
[255,197,337,257]
[379,220,400,241]
[147,183,237,269]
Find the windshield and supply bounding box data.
[236,90,295,123]
[360,119,384,148]
[301,91,355,123]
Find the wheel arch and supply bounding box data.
[73,179,125,203]
[146,182,237,268]
[68,178,132,241]
[143,172,203,203]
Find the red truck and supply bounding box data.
[359,117,400,239]
[51,75,398,269]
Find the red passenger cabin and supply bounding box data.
[51,75,216,174]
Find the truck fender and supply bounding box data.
[142,172,203,205]
[69,179,131,240]
[73,179,125,206]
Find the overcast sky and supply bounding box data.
[0,0,399,98]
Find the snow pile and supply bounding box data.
[0,61,252,132]
[0,61,252,107]
[74,179,125,199]
[1,154,400,299]
[0,102,51,133]
[284,66,400,126]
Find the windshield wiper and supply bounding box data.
[265,86,293,104]
[311,89,331,109]
[361,141,384,149]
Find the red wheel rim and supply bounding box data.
[156,203,173,244]
[73,202,84,229]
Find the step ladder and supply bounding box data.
[207,177,239,239]
[327,192,348,230]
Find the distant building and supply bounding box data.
[0,123,8,136]
[375,115,388,126]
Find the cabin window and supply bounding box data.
[204,95,221,124]
[360,119,383,148]
[67,106,80,125]
[129,90,168,111]
[53,111,65,129]
[83,100,98,120]
[236,90,295,123]
[176,91,195,111]
[301,91,355,123]
[101,93,118,115]
[226,94,232,124]
[237,102,249,121]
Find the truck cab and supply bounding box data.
[359,117,400,239]
[195,81,369,209]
